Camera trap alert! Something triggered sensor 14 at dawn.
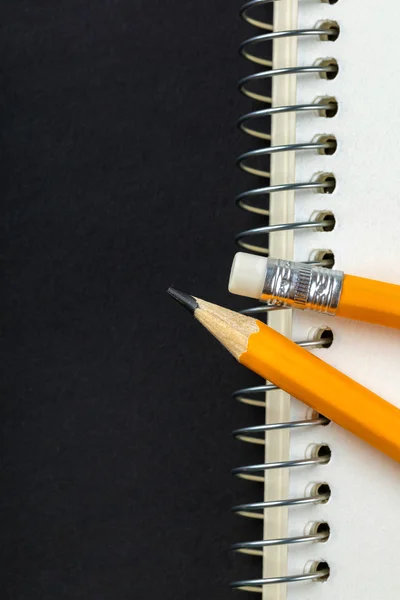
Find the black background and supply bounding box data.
[1,1,272,598]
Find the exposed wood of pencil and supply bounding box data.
[194,298,400,463]
[337,274,400,329]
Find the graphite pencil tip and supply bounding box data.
[167,287,199,315]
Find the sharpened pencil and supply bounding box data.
[168,287,400,463]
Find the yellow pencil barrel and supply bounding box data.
[240,320,400,463]
[337,274,400,329]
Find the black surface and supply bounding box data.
[1,2,271,598]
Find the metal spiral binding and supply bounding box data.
[231,0,337,591]
[236,0,339,256]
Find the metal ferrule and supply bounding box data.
[260,258,344,315]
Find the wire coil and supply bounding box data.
[231,338,332,590]
[232,0,337,591]
[236,1,339,257]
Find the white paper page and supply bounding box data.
[282,1,400,598]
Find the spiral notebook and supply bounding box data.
[233,0,400,598]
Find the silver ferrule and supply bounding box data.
[261,258,344,315]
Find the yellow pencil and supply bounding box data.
[168,287,400,463]
[229,252,400,329]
